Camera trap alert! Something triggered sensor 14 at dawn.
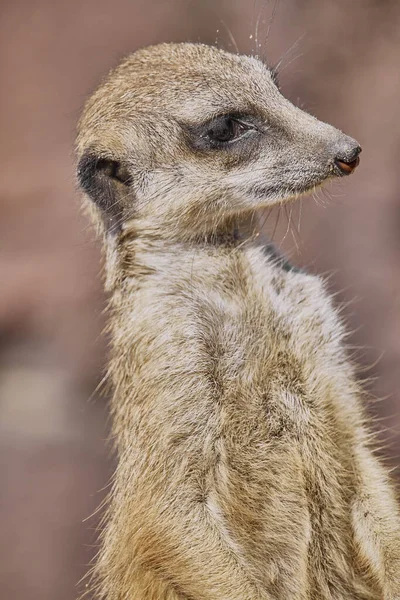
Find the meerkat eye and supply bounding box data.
[207,117,248,144]
[185,113,258,151]
[206,116,255,146]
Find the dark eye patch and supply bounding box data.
[185,113,260,152]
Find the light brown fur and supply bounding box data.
[76,43,400,599]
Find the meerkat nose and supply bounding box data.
[334,145,362,176]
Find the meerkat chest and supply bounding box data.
[179,246,351,439]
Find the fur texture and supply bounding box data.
[76,43,400,599]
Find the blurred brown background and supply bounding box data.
[1,1,399,598]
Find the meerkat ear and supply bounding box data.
[77,152,132,232]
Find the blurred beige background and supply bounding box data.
[1,1,399,598]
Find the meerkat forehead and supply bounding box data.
[77,43,280,152]
[115,43,277,118]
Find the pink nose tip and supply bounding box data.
[334,145,362,176]
[335,155,360,175]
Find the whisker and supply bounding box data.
[219,18,240,54]
[273,32,306,73]
[277,51,305,75]
[254,9,263,57]
[263,0,280,57]
[271,205,282,241]
[280,204,292,247]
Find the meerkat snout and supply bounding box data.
[76,43,362,238]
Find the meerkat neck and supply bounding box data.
[118,210,263,246]
[102,209,271,293]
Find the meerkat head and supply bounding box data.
[77,42,361,239]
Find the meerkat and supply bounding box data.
[76,43,400,600]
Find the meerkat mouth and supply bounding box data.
[250,152,361,207]
[251,177,333,205]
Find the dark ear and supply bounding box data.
[77,152,132,232]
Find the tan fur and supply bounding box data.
[76,43,400,599]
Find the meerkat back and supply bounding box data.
[76,43,400,600]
